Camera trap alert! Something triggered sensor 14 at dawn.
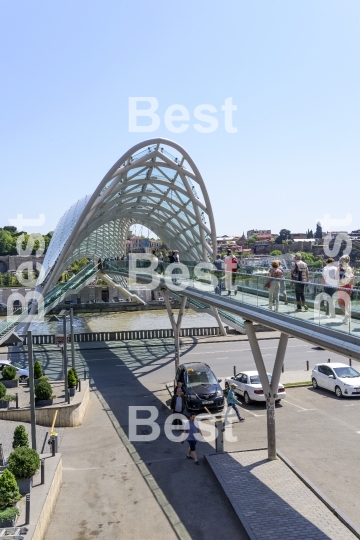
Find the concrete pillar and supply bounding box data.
[244,321,288,460]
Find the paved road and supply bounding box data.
[12,337,356,383]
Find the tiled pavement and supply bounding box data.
[206,450,357,540]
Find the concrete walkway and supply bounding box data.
[206,450,358,540]
[44,390,179,540]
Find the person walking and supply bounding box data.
[214,255,224,294]
[336,255,354,324]
[181,413,202,465]
[266,260,283,311]
[321,257,337,315]
[170,388,186,426]
[223,384,245,429]
[291,253,309,312]
[224,249,238,295]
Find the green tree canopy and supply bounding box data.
[0,230,16,255]
[275,229,293,244]
[314,222,323,239]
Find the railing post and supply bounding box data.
[41,458,45,484]
[306,360,309,371]
[25,493,30,525]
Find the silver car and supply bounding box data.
[311,363,360,398]
[224,370,286,404]
[0,360,29,381]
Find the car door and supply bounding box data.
[316,365,328,389]
[235,373,246,396]
[325,366,337,392]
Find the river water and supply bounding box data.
[0,309,218,335]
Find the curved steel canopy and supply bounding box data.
[38,138,217,295]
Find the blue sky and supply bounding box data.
[1,0,360,237]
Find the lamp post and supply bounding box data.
[70,308,75,370]
[27,330,37,450]
[63,315,69,402]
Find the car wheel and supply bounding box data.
[19,376,27,382]
[335,385,343,398]
[244,392,251,405]
[224,382,230,392]
[312,378,318,389]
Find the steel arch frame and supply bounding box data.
[38,138,217,297]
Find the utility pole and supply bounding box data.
[63,314,69,402]
[70,308,75,370]
[27,330,37,451]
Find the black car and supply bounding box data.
[174,362,224,412]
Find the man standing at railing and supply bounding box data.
[291,253,309,312]
[224,249,238,296]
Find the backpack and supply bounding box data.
[293,262,302,281]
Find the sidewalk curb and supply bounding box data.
[283,382,312,388]
[276,450,360,539]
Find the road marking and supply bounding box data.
[216,357,228,360]
[282,399,313,411]
[357,431,360,434]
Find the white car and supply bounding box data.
[224,370,286,404]
[0,360,29,381]
[311,363,360,398]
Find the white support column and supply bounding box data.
[245,321,288,460]
[162,289,187,373]
[210,306,227,336]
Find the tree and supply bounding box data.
[3,226,17,234]
[270,250,282,256]
[314,222,323,239]
[275,229,293,244]
[0,230,15,255]
[0,468,21,509]
[247,235,258,245]
[306,229,313,238]
[33,360,43,379]
[12,425,29,449]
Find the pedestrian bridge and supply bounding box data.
[104,260,360,361]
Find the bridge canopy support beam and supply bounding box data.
[245,320,288,460]
[210,306,226,336]
[162,289,187,373]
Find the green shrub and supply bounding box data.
[0,468,21,509]
[8,447,41,480]
[33,360,43,379]
[68,368,77,389]
[35,378,52,400]
[72,367,79,382]
[0,382,6,400]
[1,365,17,381]
[0,505,19,523]
[4,395,15,402]
[12,425,29,449]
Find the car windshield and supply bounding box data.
[187,370,217,387]
[250,375,271,384]
[333,367,360,378]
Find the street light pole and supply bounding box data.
[70,308,75,370]
[27,330,37,451]
[63,315,69,402]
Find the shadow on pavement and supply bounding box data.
[79,342,336,540]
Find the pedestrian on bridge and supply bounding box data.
[266,260,283,311]
[291,253,309,312]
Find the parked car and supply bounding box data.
[224,371,286,404]
[0,360,29,381]
[174,362,224,412]
[311,363,360,398]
